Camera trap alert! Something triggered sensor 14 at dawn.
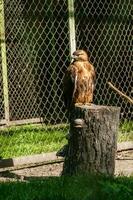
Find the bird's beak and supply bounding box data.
[71,55,78,60]
[72,54,78,58]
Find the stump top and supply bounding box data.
[75,104,120,112]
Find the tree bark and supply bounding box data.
[62,105,120,176]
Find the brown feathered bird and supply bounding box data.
[63,49,96,110]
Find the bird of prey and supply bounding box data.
[63,49,95,111]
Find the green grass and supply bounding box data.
[0,175,133,200]
[0,120,132,159]
[118,120,133,142]
[0,125,67,158]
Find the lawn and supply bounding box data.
[0,125,67,158]
[118,120,133,142]
[0,174,133,200]
[0,120,132,159]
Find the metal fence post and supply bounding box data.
[0,0,9,125]
[68,0,76,56]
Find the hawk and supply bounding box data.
[63,49,96,110]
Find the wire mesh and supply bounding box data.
[0,0,132,159]
[4,0,70,123]
[75,0,132,119]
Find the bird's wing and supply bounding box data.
[85,62,96,91]
[63,64,77,109]
[90,64,96,92]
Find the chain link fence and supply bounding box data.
[75,0,132,120]
[2,0,70,124]
[0,0,132,159]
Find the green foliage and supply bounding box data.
[0,175,133,200]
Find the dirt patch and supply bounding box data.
[0,162,64,182]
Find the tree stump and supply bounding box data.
[62,105,120,176]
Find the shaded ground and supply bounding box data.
[0,163,64,182]
[0,149,133,182]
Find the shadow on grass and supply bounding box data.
[0,172,133,200]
